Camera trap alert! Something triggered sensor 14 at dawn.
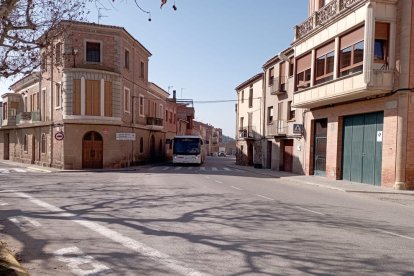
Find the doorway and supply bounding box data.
[247,143,253,166]
[313,119,327,176]
[82,131,103,169]
[4,133,9,160]
[282,139,293,172]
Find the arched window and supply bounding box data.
[41,134,46,154]
[140,137,144,153]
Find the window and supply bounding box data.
[240,117,244,129]
[124,87,130,112]
[296,53,311,90]
[140,137,144,153]
[85,80,100,116]
[287,101,295,121]
[41,53,47,71]
[268,106,274,123]
[289,57,294,77]
[339,26,364,77]
[24,97,28,112]
[124,49,130,69]
[55,42,62,64]
[23,135,28,152]
[2,103,7,120]
[241,90,244,103]
[159,104,163,119]
[279,62,286,91]
[374,22,389,65]
[139,95,144,116]
[248,86,253,108]
[269,67,274,86]
[140,61,145,78]
[55,83,61,108]
[339,41,364,77]
[41,134,46,154]
[86,42,101,63]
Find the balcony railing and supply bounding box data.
[238,126,259,140]
[16,111,41,125]
[267,120,286,136]
[295,0,365,40]
[269,76,289,95]
[146,117,163,126]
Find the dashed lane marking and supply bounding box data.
[294,206,325,216]
[375,229,414,242]
[211,167,218,171]
[14,192,211,276]
[230,186,242,191]
[256,194,274,200]
[174,166,182,171]
[214,180,223,184]
[223,168,231,171]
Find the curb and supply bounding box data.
[0,242,29,276]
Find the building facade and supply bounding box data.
[262,48,306,174]
[292,0,414,189]
[235,73,264,166]
[0,21,167,169]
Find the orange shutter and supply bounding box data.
[316,40,335,57]
[85,80,92,115]
[375,22,389,40]
[73,80,81,115]
[92,80,100,116]
[340,25,364,49]
[296,53,312,73]
[104,81,112,116]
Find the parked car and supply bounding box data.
[218,152,226,157]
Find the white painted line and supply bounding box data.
[23,217,42,227]
[0,203,9,206]
[174,167,182,171]
[376,229,414,241]
[200,167,206,171]
[211,167,218,171]
[9,216,41,229]
[0,169,10,174]
[55,246,110,276]
[27,167,51,173]
[9,217,22,228]
[214,180,223,184]
[148,167,157,171]
[223,168,231,171]
[230,186,242,191]
[15,192,210,276]
[11,168,26,173]
[294,206,325,216]
[256,194,274,200]
[162,167,170,171]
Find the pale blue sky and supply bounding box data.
[0,0,309,137]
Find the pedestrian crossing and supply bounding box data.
[147,166,244,173]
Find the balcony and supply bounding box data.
[146,117,163,130]
[16,111,41,125]
[1,109,17,127]
[266,120,287,136]
[295,0,366,40]
[269,77,289,96]
[293,69,395,108]
[238,126,260,140]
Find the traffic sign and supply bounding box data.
[55,131,64,141]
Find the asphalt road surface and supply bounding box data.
[1,157,414,275]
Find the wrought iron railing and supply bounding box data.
[238,126,259,139]
[295,0,365,40]
[146,117,163,126]
[267,120,286,136]
[269,76,289,95]
[16,111,41,124]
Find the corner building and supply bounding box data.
[293,0,414,189]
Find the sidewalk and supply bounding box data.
[227,164,414,195]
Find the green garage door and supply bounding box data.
[342,112,383,185]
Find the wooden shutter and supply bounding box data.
[92,81,100,116]
[375,22,389,40]
[85,80,93,115]
[296,53,312,72]
[316,41,335,57]
[73,80,81,115]
[104,81,112,117]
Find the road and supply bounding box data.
[1,157,414,275]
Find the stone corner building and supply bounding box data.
[0,21,170,169]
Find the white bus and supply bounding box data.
[172,135,206,165]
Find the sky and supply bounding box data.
[0,0,309,137]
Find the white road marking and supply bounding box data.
[256,194,274,200]
[27,167,51,173]
[55,246,110,276]
[15,192,210,276]
[0,169,10,174]
[162,167,170,171]
[223,168,231,171]
[9,216,41,229]
[376,229,414,241]
[149,167,157,171]
[174,167,182,171]
[294,206,325,216]
[0,203,9,206]
[230,186,242,191]
[214,180,223,184]
[11,168,26,173]
[200,167,206,171]
[211,167,218,171]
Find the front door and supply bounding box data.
[247,143,253,166]
[4,133,9,160]
[82,131,103,169]
[282,139,293,172]
[313,119,328,176]
[342,112,383,185]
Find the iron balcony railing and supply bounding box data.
[295,0,365,40]
[16,111,41,124]
[267,119,286,136]
[238,126,259,139]
[146,117,163,126]
[269,76,289,95]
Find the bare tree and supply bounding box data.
[0,0,89,78]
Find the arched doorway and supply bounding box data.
[82,131,103,169]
